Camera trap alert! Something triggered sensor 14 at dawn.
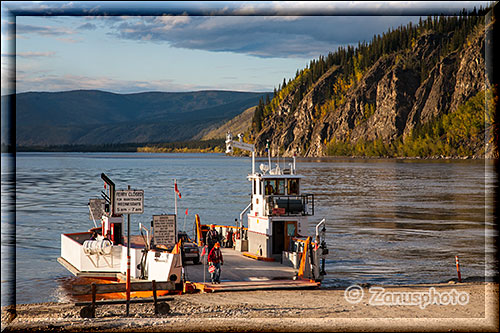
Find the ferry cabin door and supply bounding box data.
[272,221,297,255]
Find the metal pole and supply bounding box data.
[126,185,131,316]
[88,204,98,228]
[203,251,206,283]
[267,141,271,171]
[252,151,255,175]
[183,211,187,232]
[455,256,462,283]
[174,179,177,216]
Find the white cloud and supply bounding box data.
[13,71,273,94]
[14,51,56,58]
[16,23,76,37]
[153,14,190,30]
[107,15,425,58]
[56,37,80,43]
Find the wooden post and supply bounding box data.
[126,185,131,316]
[91,283,96,318]
[152,280,158,315]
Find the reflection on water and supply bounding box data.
[300,158,496,287]
[1,153,496,304]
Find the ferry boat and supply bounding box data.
[57,133,328,294]
[57,173,184,288]
[221,132,328,280]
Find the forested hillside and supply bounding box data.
[247,8,496,158]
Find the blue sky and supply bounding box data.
[1,1,490,95]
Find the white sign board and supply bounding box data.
[115,189,144,214]
[88,198,106,220]
[152,214,176,247]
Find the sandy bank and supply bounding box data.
[2,282,498,332]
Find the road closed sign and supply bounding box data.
[115,189,144,214]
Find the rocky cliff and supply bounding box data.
[252,23,491,158]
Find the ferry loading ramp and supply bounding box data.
[183,248,320,293]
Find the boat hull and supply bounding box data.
[59,231,183,285]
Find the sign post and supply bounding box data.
[152,214,177,248]
[115,187,144,317]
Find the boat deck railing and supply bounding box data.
[265,194,314,216]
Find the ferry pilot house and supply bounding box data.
[261,177,310,216]
[249,175,314,258]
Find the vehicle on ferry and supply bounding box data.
[178,232,200,265]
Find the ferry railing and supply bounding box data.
[199,224,248,247]
[265,194,314,216]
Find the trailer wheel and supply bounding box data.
[80,306,95,318]
[158,302,170,315]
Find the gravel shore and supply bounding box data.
[2,282,498,332]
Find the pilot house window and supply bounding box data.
[264,179,286,195]
[265,180,275,195]
[288,179,299,195]
[276,179,285,195]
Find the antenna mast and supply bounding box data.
[225,132,255,175]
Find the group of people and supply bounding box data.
[265,179,299,196]
[203,223,243,284]
[205,224,223,284]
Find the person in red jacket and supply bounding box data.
[208,242,223,284]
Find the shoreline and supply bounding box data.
[2,281,498,332]
[5,150,493,161]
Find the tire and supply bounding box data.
[80,305,95,318]
[157,302,170,315]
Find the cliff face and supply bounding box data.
[254,65,341,156]
[253,27,488,157]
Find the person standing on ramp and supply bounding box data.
[208,242,223,284]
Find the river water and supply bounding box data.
[1,152,497,304]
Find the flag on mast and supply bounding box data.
[174,181,181,199]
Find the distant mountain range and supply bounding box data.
[8,90,271,147]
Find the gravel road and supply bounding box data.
[2,282,498,332]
